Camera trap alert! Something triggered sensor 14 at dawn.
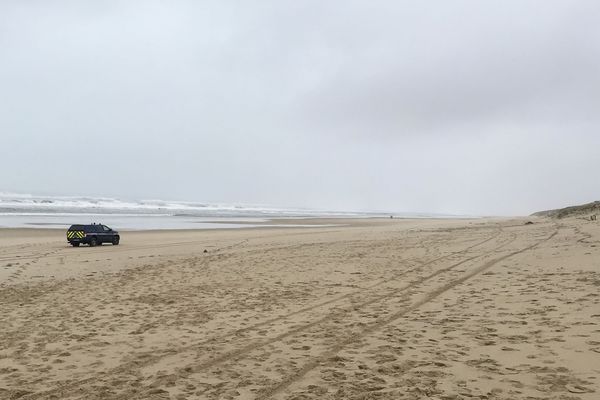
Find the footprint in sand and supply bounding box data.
[565,384,592,394]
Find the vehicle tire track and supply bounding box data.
[93,229,511,399]
[19,227,504,400]
[129,227,507,363]
[151,229,514,378]
[255,226,559,400]
[1,247,63,285]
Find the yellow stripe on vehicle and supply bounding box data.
[68,231,85,239]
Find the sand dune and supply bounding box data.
[0,217,598,399]
[532,201,600,219]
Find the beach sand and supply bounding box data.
[0,217,598,399]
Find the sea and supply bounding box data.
[0,192,465,230]
[0,192,399,230]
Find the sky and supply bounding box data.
[1,1,599,216]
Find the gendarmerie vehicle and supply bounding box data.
[67,223,120,247]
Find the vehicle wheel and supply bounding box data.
[71,242,80,247]
[112,236,120,245]
[89,237,98,247]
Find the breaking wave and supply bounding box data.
[0,192,368,218]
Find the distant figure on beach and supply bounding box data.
[592,215,597,221]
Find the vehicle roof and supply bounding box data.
[68,224,114,231]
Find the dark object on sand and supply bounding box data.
[67,223,120,247]
[592,215,597,221]
[204,249,208,253]
[524,221,534,225]
[390,215,394,219]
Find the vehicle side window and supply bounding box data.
[103,226,111,232]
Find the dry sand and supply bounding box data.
[0,217,599,400]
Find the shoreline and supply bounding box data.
[0,215,487,232]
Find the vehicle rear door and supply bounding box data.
[67,225,85,241]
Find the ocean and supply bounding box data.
[0,193,386,230]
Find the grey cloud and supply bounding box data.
[0,1,599,215]
[289,2,600,137]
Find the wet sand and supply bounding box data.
[0,217,599,399]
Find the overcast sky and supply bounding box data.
[1,1,599,216]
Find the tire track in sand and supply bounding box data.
[1,248,63,285]
[19,227,504,400]
[126,227,507,370]
[255,226,559,400]
[100,228,512,400]
[137,228,514,380]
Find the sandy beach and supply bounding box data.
[1,217,599,400]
